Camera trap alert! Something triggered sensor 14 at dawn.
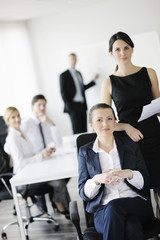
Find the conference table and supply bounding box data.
[10,134,79,240]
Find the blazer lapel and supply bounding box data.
[114,135,125,168]
[86,135,127,176]
[87,147,102,175]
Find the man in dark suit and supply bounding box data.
[59,53,99,134]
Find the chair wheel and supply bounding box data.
[53,225,59,231]
[1,232,7,239]
[25,235,29,240]
[47,220,52,224]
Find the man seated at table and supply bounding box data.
[21,94,70,219]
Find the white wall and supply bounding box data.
[24,0,160,135]
[0,22,40,117]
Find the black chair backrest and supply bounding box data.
[0,173,13,201]
[0,116,8,146]
[76,132,97,152]
[0,116,12,173]
[76,132,97,228]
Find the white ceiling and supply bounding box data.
[0,0,104,22]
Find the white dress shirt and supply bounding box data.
[4,127,42,174]
[69,68,84,102]
[84,138,144,205]
[21,115,62,154]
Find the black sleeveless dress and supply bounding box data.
[110,67,160,188]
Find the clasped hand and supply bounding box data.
[94,169,133,186]
[42,147,56,158]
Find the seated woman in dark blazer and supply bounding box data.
[78,103,154,240]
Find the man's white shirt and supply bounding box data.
[21,114,62,154]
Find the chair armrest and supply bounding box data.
[0,172,14,178]
[69,201,83,240]
[153,190,160,218]
[70,200,80,222]
[0,172,14,197]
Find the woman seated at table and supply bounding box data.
[4,106,70,219]
[78,103,154,239]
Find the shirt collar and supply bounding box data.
[9,126,21,136]
[92,137,117,153]
[69,68,77,74]
[92,137,99,153]
[31,114,40,125]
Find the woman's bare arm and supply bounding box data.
[100,77,143,142]
[147,68,160,116]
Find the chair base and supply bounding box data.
[1,199,60,240]
[1,213,60,240]
[1,221,18,239]
[24,214,59,233]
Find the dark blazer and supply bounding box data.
[78,132,150,214]
[59,70,95,113]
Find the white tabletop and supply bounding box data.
[10,134,79,186]
[10,150,78,186]
[9,133,80,240]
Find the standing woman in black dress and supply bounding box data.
[101,31,160,192]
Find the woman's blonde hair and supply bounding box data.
[4,106,19,125]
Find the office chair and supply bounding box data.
[0,116,8,147]
[70,132,160,240]
[19,184,60,240]
[0,116,59,239]
[0,172,60,239]
[0,172,18,239]
[0,116,12,172]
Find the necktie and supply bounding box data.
[75,71,83,89]
[75,71,84,100]
[39,123,46,148]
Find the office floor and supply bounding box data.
[0,177,159,240]
[0,177,85,240]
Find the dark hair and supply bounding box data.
[109,32,134,71]
[31,94,47,105]
[89,103,116,123]
[69,53,77,57]
[109,32,134,52]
